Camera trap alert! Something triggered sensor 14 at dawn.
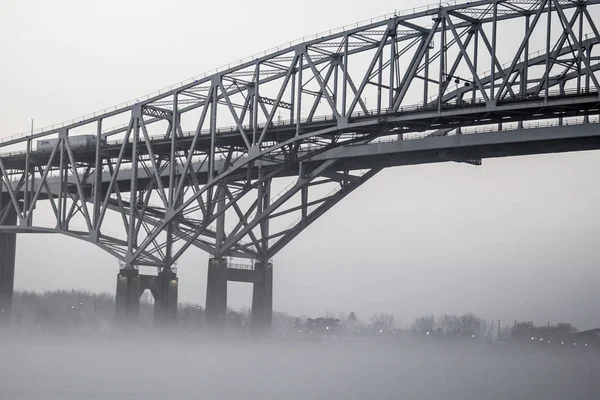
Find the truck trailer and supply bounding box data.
[36,135,104,152]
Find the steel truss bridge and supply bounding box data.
[0,0,599,328]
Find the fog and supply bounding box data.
[1,330,599,400]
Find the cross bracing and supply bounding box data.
[0,0,598,268]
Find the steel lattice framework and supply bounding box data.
[1,0,599,268]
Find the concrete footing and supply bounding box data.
[116,267,179,327]
[0,211,17,326]
[205,258,227,330]
[251,261,273,337]
[205,257,273,337]
[115,268,141,326]
[152,268,178,326]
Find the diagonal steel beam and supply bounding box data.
[268,168,381,258]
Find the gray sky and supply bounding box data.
[1,0,599,330]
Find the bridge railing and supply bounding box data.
[227,261,255,271]
[6,84,591,160]
[9,112,597,182]
[1,87,597,173]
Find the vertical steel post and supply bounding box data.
[438,15,446,113]
[333,62,339,107]
[253,63,260,146]
[170,93,178,206]
[296,56,303,136]
[378,50,383,113]
[423,46,429,105]
[577,6,583,93]
[165,93,178,264]
[290,70,296,124]
[93,119,102,230]
[545,0,552,102]
[490,0,498,101]
[342,35,348,117]
[207,80,218,216]
[389,30,396,110]
[57,130,66,229]
[300,163,307,221]
[523,15,530,97]
[23,139,31,225]
[128,113,139,253]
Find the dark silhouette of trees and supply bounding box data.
[304,317,342,334]
[371,313,395,332]
[412,313,492,338]
[412,315,435,334]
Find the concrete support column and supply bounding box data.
[153,268,178,326]
[115,268,140,326]
[251,261,273,337]
[205,258,227,329]
[0,210,17,326]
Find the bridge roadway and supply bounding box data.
[1,115,599,200]
[1,91,598,196]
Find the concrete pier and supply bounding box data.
[152,268,178,325]
[205,258,227,329]
[0,210,17,326]
[204,257,274,337]
[115,268,141,325]
[251,261,273,337]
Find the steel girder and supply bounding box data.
[0,0,599,267]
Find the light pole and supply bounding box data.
[28,118,33,136]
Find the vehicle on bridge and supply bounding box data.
[36,134,105,151]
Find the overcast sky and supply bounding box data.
[1,0,599,330]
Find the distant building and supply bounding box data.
[567,328,600,347]
[345,312,359,335]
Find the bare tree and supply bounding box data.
[371,313,395,332]
[412,315,435,334]
[438,314,460,333]
[458,313,485,335]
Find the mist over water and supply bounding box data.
[1,329,599,400]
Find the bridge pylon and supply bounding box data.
[115,267,141,326]
[251,261,273,338]
[205,257,274,337]
[152,267,178,326]
[115,266,179,327]
[0,209,17,327]
[205,258,228,332]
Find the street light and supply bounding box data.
[28,118,33,136]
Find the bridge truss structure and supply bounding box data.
[0,0,599,271]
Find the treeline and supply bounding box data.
[10,290,204,330]
[8,290,293,335]
[293,312,496,339]
[12,290,120,329]
[8,290,581,343]
[410,313,495,338]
